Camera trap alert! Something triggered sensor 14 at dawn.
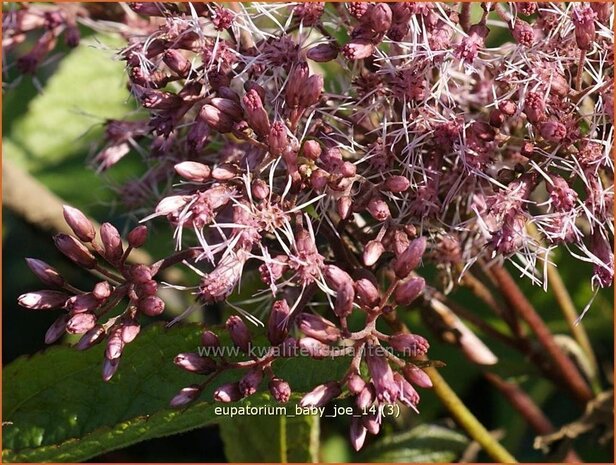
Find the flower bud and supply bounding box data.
[139,295,165,317]
[170,385,202,407]
[285,63,309,108]
[298,337,331,359]
[323,265,354,291]
[297,312,341,343]
[365,351,398,403]
[76,324,106,350]
[102,357,120,382]
[66,312,97,334]
[350,417,367,451]
[334,283,355,317]
[174,161,211,182]
[362,413,380,435]
[347,373,366,395]
[356,384,375,410]
[199,104,234,133]
[354,278,380,308]
[239,368,264,396]
[45,314,69,344]
[336,196,352,220]
[267,299,290,346]
[299,381,341,408]
[302,140,322,160]
[130,264,153,284]
[100,223,123,262]
[383,176,410,193]
[243,89,270,138]
[269,377,291,403]
[19,290,69,310]
[92,281,112,299]
[54,234,97,268]
[201,330,220,348]
[363,240,385,267]
[63,205,96,242]
[136,279,158,297]
[389,332,430,357]
[310,169,329,192]
[211,97,243,121]
[367,3,392,33]
[307,43,338,62]
[25,258,64,287]
[393,237,427,278]
[65,293,101,313]
[572,6,596,50]
[268,120,288,156]
[214,382,242,403]
[539,121,567,143]
[163,49,191,77]
[342,39,374,60]
[394,276,425,306]
[402,364,433,389]
[251,179,270,200]
[512,20,534,47]
[120,320,140,343]
[298,74,324,108]
[367,197,391,221]
[175,353,217,374]
[591,231,614,287]
[226,315,252,352]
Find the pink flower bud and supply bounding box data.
[572,6,596,50]
[170,385,202,407]
[365,351,398,403]
[350,417,367,451]
[211,163,237,181]
[393,236,426,278]
[54,234,97,268]
[523,91,545,124]
[175,353,217,374]
[394,372,419,408]
[389,332,430,357]
[489,109,505,128]
[268,120,289,156]
[336,196,352,220]
[163,49,191,77]
[226,315,252,352]
[347,373,366,395]
[139,295,165,316]
[394,276,425,306]
[335,282,355,317]
[367,3,392,33]
[299,381,341,408]
[199,104,234,133]
[201,330,220,348]
[362,413,380,435]
[102,357,120,382]
[214,382,242,403]
[310,169,329,192]
[251,179,270,200]
[120,320,141,343]
[63,205,96,242]
[45,314,69,344]
[126,226,148,249]
[65,293,102,313]
[512,20,534,47]
[130,264,153,284]
[138,88,183,110]
[363,240,385,267]
[499,100,517,116]
[367,197,391,221]
[66,312,97,334]
[136,279,158,297]
[239,368,264,396]
[243,89,270,138]
[354,278,380,308]
[211,97,243,121]
[402,364,433,389]
[343,39,375,60]
[269,377,291,403]
[297,312,341,343]
[298,337,331,359]
[383,176,410,193]
[591,231,614,287]
[285,63,309,108]
[348,2,369,19]
[19,290,69,310]
[323,265,354,291]
[298,74,324,108]
[356,384,375,410]
[174,161,211,182]
[25,258,64,287]
[539,121,567,142]
[76,324,106,350]
[302,140,322,160]
[267,299,290,346]
[306,43,338,62]
[100,223,123,262]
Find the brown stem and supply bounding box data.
[484,373,581,462]
[489,264,593,405]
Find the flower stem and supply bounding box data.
[425,367,518,463]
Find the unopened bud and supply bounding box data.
[394,372,420,408]
[25,258,64,287]
[394,276,425,306]
[175,353,217,374]
[307,43,338,62]
[298,74,324,108]
[65,293,101,313]
[201,330,220,348]
[63,205,96,242]
[45,314,69,344]
[354,278,380,308]
[363,240,385,267]
[383,176,410,193]
[299,381,341,408]
[389,332,430,356]
[362,413,380,435]
[226,315,252,352]
[19,290,69,310]
[356,384,375,410]
[402,364,433,389]
[251,179,270,200]
[54,234,97,268]
[163,49,191,77]
[76,324,106,350]
[102,357,120,382]
[350,417,368,451]
[269,377,291,403]
[139,295,165,317]
[267,299,290,346]
[367,197,391,221]
[268,120,289,156]
[298,337,331,359]
[367,3,392,32]
[297,312,341,343]
[239,368,264,396]
[100,223,123,262]
[302,140,322,160]
[170,385,202,407]
[393,237,427,278]
[539,121,567,143]
[214,382,242,403]
[343,39,374,60]
[211,163,237,181]
[572,6,596,50]
[130,264,153,284]
[366,351,399,403]
[347,373,366,395]
[66,312,97,334]
[174,161,211,182]
[199,104,234,133]
[243,89,270,138]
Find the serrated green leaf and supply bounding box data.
[3,323,349,462]
[219,409,319,462]
[358,423,469,463]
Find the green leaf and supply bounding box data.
[3,323,349,462]
[9,34,130,170]
[219,409,319,462]
[358,424,469,463]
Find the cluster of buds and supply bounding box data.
[17,205,175,380]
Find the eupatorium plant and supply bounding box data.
[7,1,613,456]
